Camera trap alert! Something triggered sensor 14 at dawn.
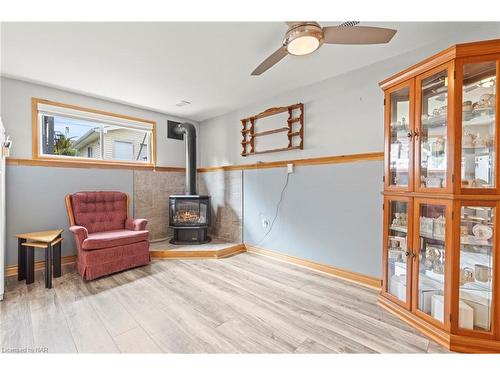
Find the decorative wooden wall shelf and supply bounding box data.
[240,103,304,157]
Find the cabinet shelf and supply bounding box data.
[253,127,289,137]
[419,232,445,242]
[389,225,408,233]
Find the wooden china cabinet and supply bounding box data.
[379,39,500,353]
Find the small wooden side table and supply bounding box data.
[15,230,64,289]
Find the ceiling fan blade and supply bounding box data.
[285,21,302,27]
[323,25,397,44]
[251,46,288,76]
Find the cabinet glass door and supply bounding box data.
[457,204,495,333]
[385,199,411,306]
[418,69,449,190]
[415,202,448,325]
[387,86,412,189]
[461,61,497,190]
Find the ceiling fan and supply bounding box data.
[251,21,397,76]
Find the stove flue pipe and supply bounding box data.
[173,122,197,195]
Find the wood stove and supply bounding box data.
[168,122,211,244]
[169,195,210,244]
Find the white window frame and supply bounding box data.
[33,98,156,166]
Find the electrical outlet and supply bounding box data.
[287,163,294,174]
[261,217,269,229]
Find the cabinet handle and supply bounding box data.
[407,132,413,139]
[413,130,419,139]
[412,251,417,258]
[405,251,411,257]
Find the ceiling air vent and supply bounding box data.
[176,100,191,107]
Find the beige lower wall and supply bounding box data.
[199,170,242,243]
[133,170,185,240]
[133,169,242,242]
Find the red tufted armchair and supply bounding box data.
[65,191,150,280]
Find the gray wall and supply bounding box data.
[5,165,133,266]
[200,25,500,280]
[199,24,500,167]
[0,77,198,267]
[244,161,383,278]
[0,77,197,167]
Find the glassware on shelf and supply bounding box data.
[420,70,449,189]
[388,87,411,187]
[458,205,494,332]
[461,61,496,189]
[417,203,446,322]
[387,200,409,303]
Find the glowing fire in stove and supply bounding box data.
[174,210,204,224]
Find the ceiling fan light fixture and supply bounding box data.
[287,35,320,56]
[284,22,323,56]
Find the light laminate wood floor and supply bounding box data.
[0,252,449,353]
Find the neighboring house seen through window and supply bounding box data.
[113,140,134,160]
[34,99,155,165]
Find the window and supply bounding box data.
[33,98,156,165]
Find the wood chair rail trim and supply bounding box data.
[6,151,384,172]
[198,151,384,172]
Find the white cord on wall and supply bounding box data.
[256,169,291,246]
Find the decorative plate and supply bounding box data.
[425,177,442,188]
[472,224,493,240]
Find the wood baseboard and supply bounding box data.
[150,244,246,259]
[245,245,382,290]
[377,295,450,348]
[378,295,500,353]
[5,255,77,277]
[5,245,380,293]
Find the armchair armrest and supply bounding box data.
[69,225,88,245]
[125,218,148,231]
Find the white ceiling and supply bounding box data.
[1,22,499,121]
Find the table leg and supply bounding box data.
[18,238,26,281]
[53,240,61,278]
[45,244,53,289]
[25,246,34,284]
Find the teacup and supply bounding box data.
[475,264,492,282]
[460,267,475,285]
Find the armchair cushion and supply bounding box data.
[71,191,128,233]
[125,218,148,231]
[81,229,149,251]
